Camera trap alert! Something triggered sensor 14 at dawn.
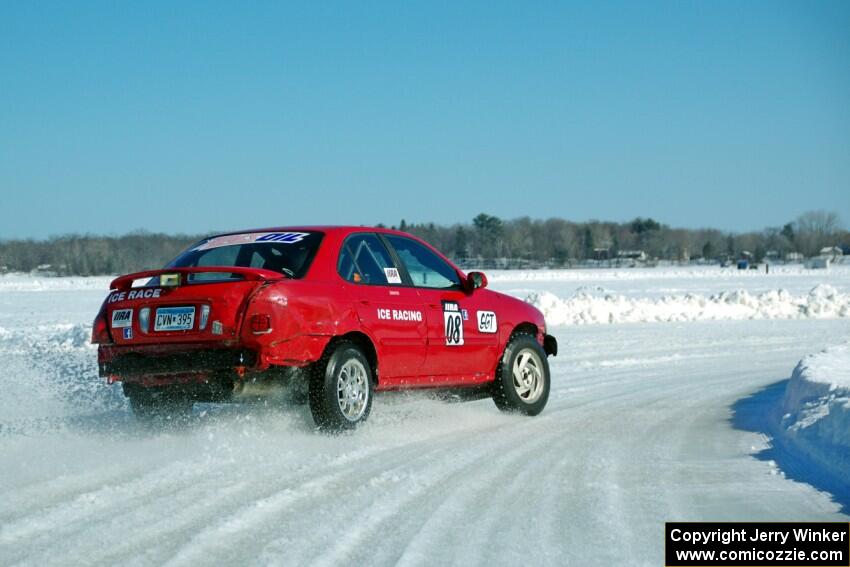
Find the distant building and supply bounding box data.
[806,257,830,270]
[617,250,647,261]
[819,246,843,260]
[785,251,804,263]
[592,247,610,261]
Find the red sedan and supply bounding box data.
[92,227,557,429]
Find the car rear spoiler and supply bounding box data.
[109,267,285,291]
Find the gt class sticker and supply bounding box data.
[111,309,133,328]
[442,301,464,346]
[477,310,497,333]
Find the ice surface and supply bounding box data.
[0,270,848,566]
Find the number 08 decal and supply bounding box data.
[442,301,464,346]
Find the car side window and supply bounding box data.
[338,246,358,282]
[385,235,461,289]
[338,233,400,285]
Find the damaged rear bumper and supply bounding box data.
[98,343,257,383]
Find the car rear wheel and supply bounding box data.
[123,384,193,425]
[492,333,550,416]
[309,341,373,431]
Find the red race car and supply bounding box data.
[92,227,557,429]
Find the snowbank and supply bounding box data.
[489,264,850,282]
[0,274,113,291]
[779,344,850,493]
[526,284,850,325]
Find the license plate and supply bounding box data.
[154,306,195,331]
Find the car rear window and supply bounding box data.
[168,231,324,280]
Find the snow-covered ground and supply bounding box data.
[489,263,850,299]
[1,268,849,566]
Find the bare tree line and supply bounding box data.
[0,211,845,276]
[391,210,847,268]
[0,233,201,276]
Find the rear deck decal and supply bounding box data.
[193,232,309,251]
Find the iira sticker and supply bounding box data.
[384,267,402,284]
[111,309,133,328]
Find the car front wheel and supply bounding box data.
[309,341,373,431]
[492,333,550,416]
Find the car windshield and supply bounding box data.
[167,231,323,280]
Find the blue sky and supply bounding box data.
[1,1,848,239]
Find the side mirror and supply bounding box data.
[465,271,488,292]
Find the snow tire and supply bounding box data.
[309,341,373,432]
[492,333,550,416]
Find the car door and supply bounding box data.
[382,234,498,381]
[338,233,427,382]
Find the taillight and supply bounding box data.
[139,307,150,333]
[91,303,112,344]
[200,305,211,330]
[251,313,272,334]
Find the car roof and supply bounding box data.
[207,226,413,239]
[195,225,464,278]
